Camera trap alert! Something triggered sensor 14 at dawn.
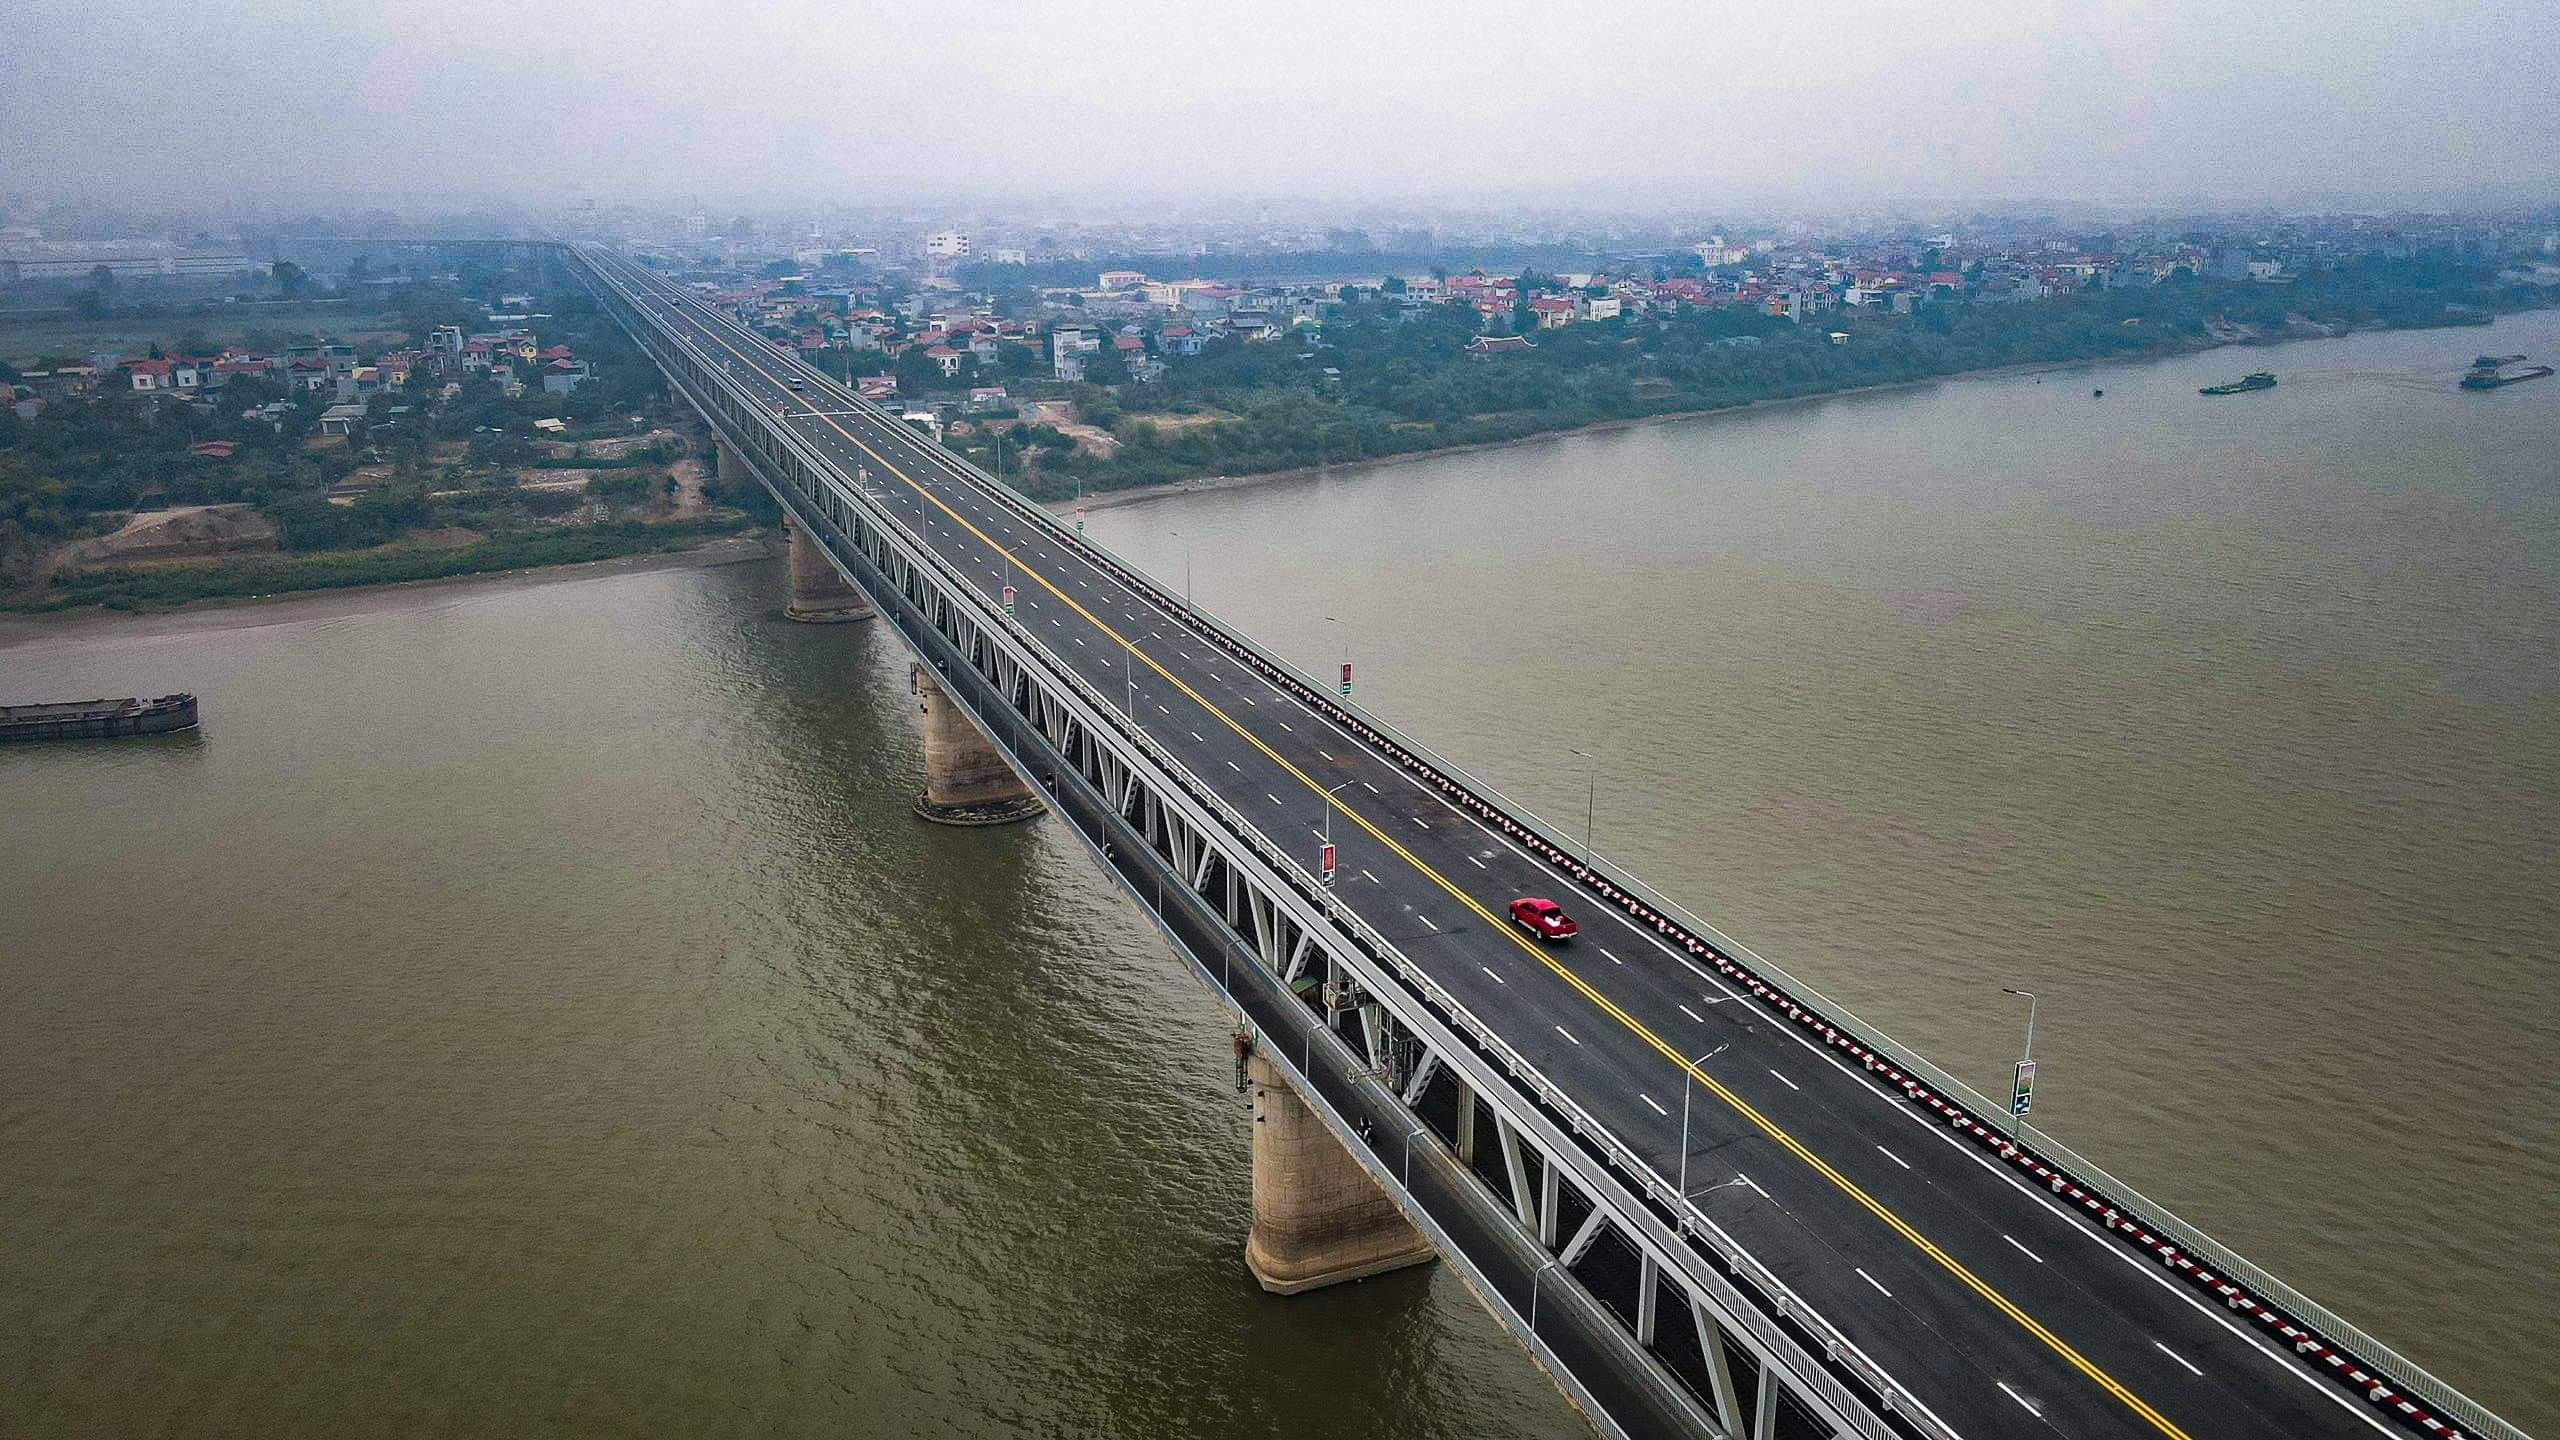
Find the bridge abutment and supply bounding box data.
[910,664,1043,826]
[784,517,873,623]
[1244,1048,1436,1294]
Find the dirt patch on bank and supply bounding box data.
[63,504,277,566]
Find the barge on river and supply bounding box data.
[2200,371,2277,395]
[1,693,199,741]
[2461,355,2554,390]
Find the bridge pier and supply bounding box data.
[784,517,873,623]
[910,664,1043,826]
[1244,1048,1436,1294]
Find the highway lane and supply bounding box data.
[591,249,2420,1440]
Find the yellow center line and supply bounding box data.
[630,262,2193,1440]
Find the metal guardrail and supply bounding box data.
[588,255,1958,1440]
[671,280,2524,1440]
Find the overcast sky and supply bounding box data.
[6,0,2555,213]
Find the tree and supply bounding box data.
[1085,344,1132,387]
[272,260,308,296]
[88,264,117,292]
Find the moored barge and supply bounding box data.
[1,693,199,741]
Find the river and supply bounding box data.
[5,312,2555,1437]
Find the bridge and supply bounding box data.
[565,242,2526,1440]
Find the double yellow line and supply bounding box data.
[625,259,2194,1440]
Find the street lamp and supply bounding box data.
[1170,529,1193,606]
[1529,1258,1559,1334]
[1320,780,1353,884]
[1569,747,1599,861]
[1325,614,1352,699]
[2001,987,2037,1132]
[1676,1042,1731,1212]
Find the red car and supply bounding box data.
[1508,896,1578,942]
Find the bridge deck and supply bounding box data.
[596,251,2444,1440]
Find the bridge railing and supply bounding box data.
[697,288,2524,1440]
[595,257,1962,1440]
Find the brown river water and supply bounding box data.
[6,312,2556,1437]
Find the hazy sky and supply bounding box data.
[6,0,2555,212]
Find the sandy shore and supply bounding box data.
[0,534,775,646]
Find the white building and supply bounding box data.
[925,230,972,260]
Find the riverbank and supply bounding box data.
[1049,313,2520,515]
[1059,322,2457,512]
[0,530,774,640]
[11,515,764,616]
[1057,362,2074,514]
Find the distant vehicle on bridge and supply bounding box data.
[1508,896,1578,942]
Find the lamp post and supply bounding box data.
[1170,529,1193,606]
[1569,746,1599,861]
[1326,614,1352,699]
[1677,1042,1731,1209]
[1320,780,1352,885]
[2001,987,2037,1132]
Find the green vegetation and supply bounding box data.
[963,257,2541,502]
[30,517,752,611]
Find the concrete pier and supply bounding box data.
[784,518,874,623]
[910,664,1043,825]
[1244,1048,1436,1293]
